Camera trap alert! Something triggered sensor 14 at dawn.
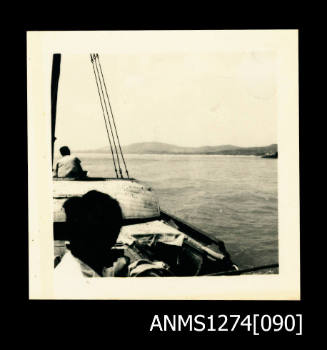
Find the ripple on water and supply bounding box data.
[74,153,278,271]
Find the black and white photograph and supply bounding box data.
[27,30,300,300]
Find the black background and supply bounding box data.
[12,10,312,338]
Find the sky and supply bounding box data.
[54,50,277,152]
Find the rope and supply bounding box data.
[90,54,118,178]
[92,54,124,178]
[95,54,130,178]
[204,263,279,276]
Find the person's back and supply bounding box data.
[54,146,87,178]
[56,154,84,178]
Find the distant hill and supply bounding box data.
[209,144,277,156]
[122,142,241,154]
[79,142,277,156]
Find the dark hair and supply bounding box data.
[63,190,123,247]
[60,146,70,156]
[82,190,123,229]
[62,196,85,223]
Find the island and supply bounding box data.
[78,142,278,157]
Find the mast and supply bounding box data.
[51,54,61,165]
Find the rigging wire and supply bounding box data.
[95,54,130,179]
[92,54,124,178]
[204,263,279,276]
[90,54,118,178]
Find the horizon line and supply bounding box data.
[73,141,277,152]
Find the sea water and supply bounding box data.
[73,153,278,270]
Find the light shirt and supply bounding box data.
[53,250,129,298]
[55,155,84,178]
[53,250,102,298]
[54,250,101,279]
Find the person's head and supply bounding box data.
[59,146,70,156]
[63,190,123,265]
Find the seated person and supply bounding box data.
[54,146,87,178]
[54,190,129,282]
